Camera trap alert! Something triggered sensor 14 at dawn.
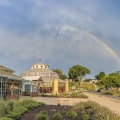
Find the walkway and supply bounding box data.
[32,92,120,115]
[83,92,120,115]
[32,97,88,106]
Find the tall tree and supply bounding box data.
[95,72,106,80]
[52,68,67,80]
[68,65,90,82]
[109,71,120,76]
[98,74,120,90]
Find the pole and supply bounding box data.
[0,77,3,99]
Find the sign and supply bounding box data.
[72,86,76,90]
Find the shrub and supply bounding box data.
[82,113,90,120]
[0,98,44,120]
[57,103,61,106]
[6,106,28,120]
[35,111,49,120]
[66,110,77,118]
[68,91,88,98]
[78,93,88,98]
[15,99,44,110]
[39,111,47,115]
[0,101,7,117]
[102,91,113,95]
[7,100,14,112]
[81,83,95,91]
[53,112,63,120]
[73,101,120,120]
[0,117,13,120]
[35,114,48,120]
[20,99,37,106]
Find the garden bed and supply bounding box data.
[19,101,120,120]
[39,92,88,98]
[1,99,120,120]
[0,99,44,120]
[19,105,72,120]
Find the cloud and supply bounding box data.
[0,0,10,6]
[0,0,120,76]
[0,24,120,75]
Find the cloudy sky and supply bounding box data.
[0,0,120,78]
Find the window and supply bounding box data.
[36,66,38,68]
[40,65,43,68]
[25,85,31,92]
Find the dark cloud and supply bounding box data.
[0,0,120,77]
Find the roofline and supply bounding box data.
[0,74,24,81]
[0,65,15,73]
[32,62,49,67]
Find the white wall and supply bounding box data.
[22,76,40,81]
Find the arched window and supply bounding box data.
[36,66,38,68]
[41,65,43,68]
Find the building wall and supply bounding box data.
[22,78,69,95]
[0,76,22,100]
[22,76,40,81]
[21,62,69,95]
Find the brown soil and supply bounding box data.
[19,105,82,120]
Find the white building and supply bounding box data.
[20,62,68,96]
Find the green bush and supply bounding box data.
[82,113,90,120]
[73,101,120,120]
[81,83,95,91]
[77,93,88,98]
[0,101,7,117]
[53,112,63,120]
[35,114,48,120]
[66,110,77,118]
[25,103,39,110]
[7,100,14,112]
[21,99,34,105]
[102,91,114,95]
[6,106,28,120]
[6,101,44,120]
[0,117,13,120]
[39,111,48,115]
[57,103,61,106]
[35,111,49,120]
[0,98,44,120]
[13,99,44,111]
[68,92,88,98]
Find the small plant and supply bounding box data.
[66,110,77,118]
[0,117,13,120]
[39,111,47,115]
[6,106,28,120]
[0,101,7,117]
[68,91,88,98]
[82,113,90,120]
[35,111,49,120]
[7,100,14,111]
[57,103,61,106]
[53,112,63,120]
[73,101,120,120]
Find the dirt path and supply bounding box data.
[32,97,88,106]
[32,92,120,115]
[83,92,120,115]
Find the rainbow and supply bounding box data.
[62,25,120,64]
[81,30,120,63]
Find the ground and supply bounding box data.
[19,105,82,120]
[83,92,120,114]
[20,92,120,120]
[31,92,120,114]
